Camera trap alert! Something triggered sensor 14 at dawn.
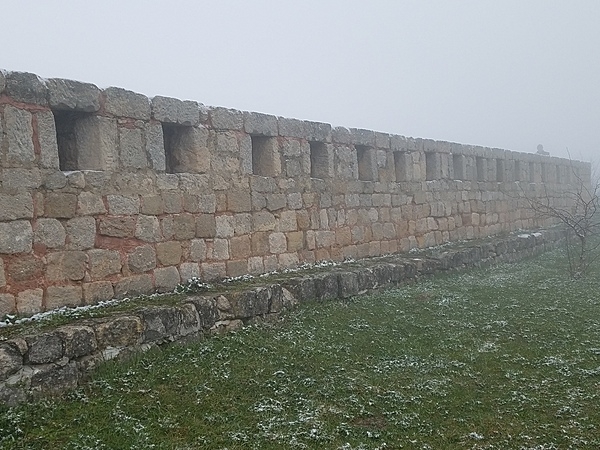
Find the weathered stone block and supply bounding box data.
[46,285,82,309]
[45,193,77,218]
[47,78,101,112]
[154,266,180,293]
[56,325,97,358]
[113,274,153,298]
[338,272,359,298]
[156,241,182,266]
[243,111,278,136]
[0,193,34,221]
[2,168,42,189]
[253,211,276,231]
[230,235,251,259]
[152,96,199,126]
[127,245,156,273]
[227,190,252,212]
[36,110,60,169]
[25,333,64,364]
[107,195,139,215]
[66,216,96,250]
[226,260,248,277]
[141,195,164,215]
[173,214,196,240]
[0,221,33,254]
[88,249,122,279]
[6,255,44,282]
[77,192,106,215]
[201,262,226,280]
[0,342,23,380]
[94,316,143,348]
[134,215,162,242]
[313,273,339,301]
[104,86,151,119]
[190,239,207,262]
[83,281,114,304]
[4,71,47,104]
[209,107,244,130]
[185,295,219,329]
[16,288,43,315]
[46,251,86,281]
[283,276,316,303]
[228,287,271,319]
[99,216,136,238]
[145,122,166,171]
[196,214,216,238]
[179,262,200,281]
[269,232,287,254]
[119,127,147,169]
[5,105,35,165]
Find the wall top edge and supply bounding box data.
[0,69,587,165]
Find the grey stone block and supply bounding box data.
[351,128,376,146]
[0,221,33,254]
[278,117,306,138]
[0,342,23,380]
[140,306,188,341]
[313,273,339,301]
[36,111,60,169]
[355,267,378,291]
[47,78,101,112]
[128,245,157,273]
[118,127,147,169]
[4,71,48,105]
[94,316,143,348]
[103,86,151,120]
[30,361,78,395]
[25,333,64,365]
[332,126,352,144]
[0,193,34,221]
[56,326,97,359]
[113,274,154,299]
[45,285,82,310]
[4,105,35,165]
[228,287,271,319]
[154,266,180,293]
[145,122,166,171]
[243,111,278,136]
[305,121,332,142]
[66,216,96,250]
[338,271,359,298]
[34,218,66,248]
[152,96,199,126]
[185,296,220,329]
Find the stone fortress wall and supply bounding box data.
[0,70,591,317]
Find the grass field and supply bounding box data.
[1,245,600,449]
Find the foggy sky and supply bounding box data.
[2,0,599,163]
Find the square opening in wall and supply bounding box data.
[394,151,409,182]
[356,145,375,181]
[53,110,93,170]
[452,154,464,180]
[310,141,330,179]
[251,135,279,177]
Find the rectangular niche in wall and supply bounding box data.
[356,145,375,181]
[251,135,279,177]
[310,141,330,179]
[163,123,205,174]
[452,154,464,180]
[541,162,547,182]
[476,157,485,182]
[514,160,521,181]
[529,162,535,182]
[394,151,409,182]
[425,152,438,181]
[496,159,505,182]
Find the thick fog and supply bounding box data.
[2,0,598,162]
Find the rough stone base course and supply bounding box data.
[0,228,560,405]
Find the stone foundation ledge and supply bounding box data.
[0,228,562,405]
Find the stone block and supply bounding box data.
[152,96,199,126]
[283,276,316,303]
[83,281,114,305]
[227,190,252,212]
[305,120,332,142]
[173,214,196,240]
[0,259,5,288]
[36,110,60,169]
[113,274,154,299]
[215,215,234,238]
[6,255,44,282]
[106,195,139,215]
[43,171,68,190]
[88,249,122,279]
[145,121,166,171]
[201,262,226,280]
[56,325,97,358]
[0,193,34,221]
[278,117,306,138]
[269,232,287,254]
[99,216,136,238]
[46,251,86,281]
[4,105,35,165]
[94,316,143,348]
[209,239,230,260]
[47,78,101,112]
[156,241,182,266]
[76,192,106,216]
[190,239,207,261]
[0,342,22,379]
[233,213,252,235]
[119,127,147,169]
[46,285,82,309]
[0,221,33,254]
[133,215,161,242]
[332,126,352,144]
[103,86,150,119]
[253,211,277,231]
[4,71,47,104]
[228,287,271,319]
[196,214,217,238]
[141,196,164,215]
[2,168,42,189]
[338,272,359,298]
[266,193,287,211]
[230,235,251,259]
[16,288,43,315]
[154,266,180,293]
[313,273,339,301]
[209,107,244,130]
[25,332,64,364]
[243,111,278,136]
[179,262,200,281]
[66,216,96,250]
[44,193,77,219]
[127,245,157,273]
[279,252,299,268]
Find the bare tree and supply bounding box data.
[520,155,600,278]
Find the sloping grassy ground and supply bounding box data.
[1,246,600,450]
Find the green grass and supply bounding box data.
[2,247,600,449]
